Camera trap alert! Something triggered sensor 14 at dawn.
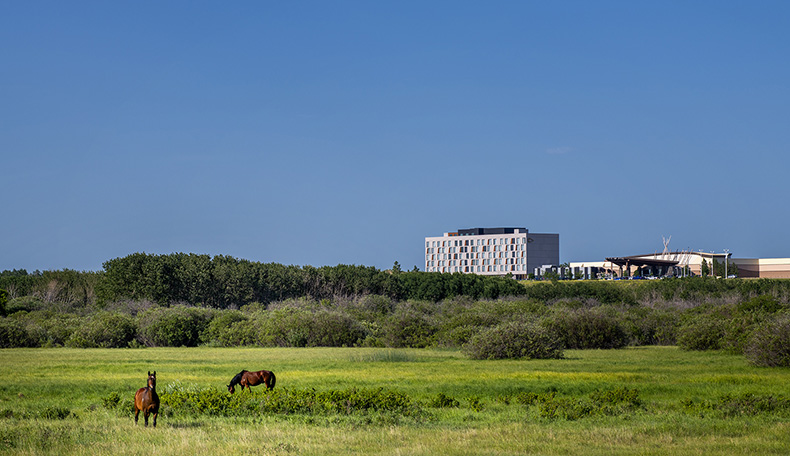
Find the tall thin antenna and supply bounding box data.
[662,236,671,259]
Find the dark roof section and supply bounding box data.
[605,255,679,268]
[458,227,527,235]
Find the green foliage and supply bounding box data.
[102,392,122,409]
[0,318,37,348]
[65,311,136,348]
[4,258,790,361]
[738,294,784,313]
[677,300,778,353]
[200,310,249,346]
[137,305,215,347]
[158,383,423,418]
[677,313,726,350]
[429,392,459,408]
[41,406,73,420]
[682,392,790,417]
[744,314,790,367]
[463,321,564,360]
[3,347,790,454]
[0,288,6,316]
[621,305,679,345]
[544,307,629,349]
[537,387,642,420]
[380,302,437,348]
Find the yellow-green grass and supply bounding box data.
[1,347,789,455]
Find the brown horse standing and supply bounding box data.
[227,369,276,394]
[134,371,160,427]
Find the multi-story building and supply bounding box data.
[424,227,559,279]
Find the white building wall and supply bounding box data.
[424,229,558,278]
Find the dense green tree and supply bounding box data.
[0,288,6,316]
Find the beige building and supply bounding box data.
[730,258,790,278]
[570,251,790,279]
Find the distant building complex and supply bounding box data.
[424,227,559,280]
[568,251,790,279]
[424,228,790,279]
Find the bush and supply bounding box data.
[544,307,629,349]
[677,313,726,350]
[738,294,784,314]
[22,311,82,346]
[622,306,679,346]
[0,318,36,348]
[159,384,422,418]
[380,303,437,348]
[306,310,367,347]
[0,288,6,316]
[200,310,249,346]
[744,314,790,367]
[464,321,564,360]
[538,387,642,420]
[429,392,459,408]
[137,305,214,347]
[65,312,136,348]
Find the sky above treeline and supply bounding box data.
[2,1,789,273]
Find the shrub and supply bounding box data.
[0,318,36,348]
[682,392,790,417]
[538,387,642,420]
[159,384,422,418]
[744,314,790,367]
[622,306,679,346]
[463,321,563,360]
[65,311,136,348]
[306,310,367,347]
[20,310,81,346]
[200,310,249,346]
[544,307,629,349]
[137,305,214,347]
[738,294,784,314]
[41,406,72,420]
[677,313,726,350]
[429,393,459,408]
[380,304,437,348]
[0,288,6,316]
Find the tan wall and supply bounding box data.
[732,258,790,279]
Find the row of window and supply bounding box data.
[427,257,527,267]
[426,244,524,254]
[427,251,523,261]
[426,237,526,248]
[426,264,527,273]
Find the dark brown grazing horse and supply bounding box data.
[134,371,160,427]
[227,369,276,394]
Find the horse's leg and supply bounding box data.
[134,408,139,425]
[152,411,158,428]
[144,411,149,427]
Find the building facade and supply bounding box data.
[424,227,559,279]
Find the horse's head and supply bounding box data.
[147,371,157,389]
[227,384,235,394]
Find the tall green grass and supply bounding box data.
[1,347,789,455]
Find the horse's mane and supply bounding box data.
[229,370,247,387]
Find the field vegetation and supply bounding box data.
[1,347,789,455]
[2,254,790,453]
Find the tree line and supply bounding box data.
[0,253,525,312]
[2,252,790,366]
[3,252,790,314]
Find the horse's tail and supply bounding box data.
[269,371,276,390]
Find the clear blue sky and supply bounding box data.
[2,1,789,273]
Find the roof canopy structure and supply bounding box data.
[605,256,679,269]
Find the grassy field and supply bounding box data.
[1,346,789,455]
